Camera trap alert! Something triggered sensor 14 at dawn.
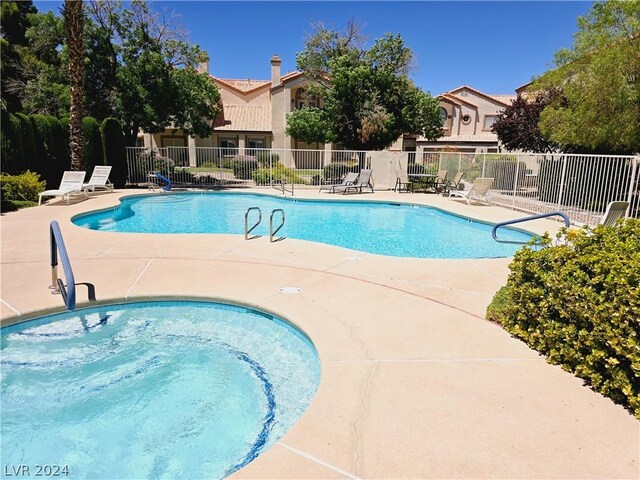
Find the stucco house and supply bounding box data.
[417,85,516,154]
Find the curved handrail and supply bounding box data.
[245,207,262,240]
[492,211,570,245]
[50,221,76,310]
[270,209,286,242]
[151,171,172,191]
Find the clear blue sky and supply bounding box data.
[34,1,593,95]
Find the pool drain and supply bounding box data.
[279,287,301,294]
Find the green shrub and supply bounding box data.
[407,163,427,175]
[0,111,25,174]
[230,155,259,180]
[255,151,280,167]
[30,114,60,187]
[322,162,358,184]
[82,117,103,173]
[252,163,308,185]
[15,113,36,173]
[487,221,640,417]
[130,152,174,184]
[0,171,46,203]
[100,118,127,188]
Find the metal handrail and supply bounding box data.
[271,180,294,196]
[245,207,262,240]
[270,209,285,242]
[492,211,571,245]
[50,221,76,310]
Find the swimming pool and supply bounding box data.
[1,301,320,479]
[72,192,533,258]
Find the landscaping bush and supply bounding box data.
[406,163,427,175]
[0,171,46,210]
[255,151,279,167]
[30,114,62,188]
[82,116,103,173]
[0,111,25,174]
[487,220,640,417]
[322,162,358,184]
[252,163,307,185]
[229,155,259,180]
[100,118,127,188]
[130,152,174,184]
[15,113,36,173]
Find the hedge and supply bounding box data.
[0,111,25,174]
[15,113,35,173]
[487,220,640,417]
[100,118,127,188]
[30,114,62,188]
[82,117,103,174]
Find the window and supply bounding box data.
[219,138,237,157]
[439,107,448,126]
[295,88,318,109]
[247,137,266,156]
[461,114,472,125]
[483,115,498,130]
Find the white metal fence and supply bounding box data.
[126,147,639,225]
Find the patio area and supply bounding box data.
[1,189,637,479]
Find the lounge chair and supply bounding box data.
[319,172,358,193]
[448,177,494,205]
[334,169,374,194]
[442,171,465,195]
[600,201,629,226]
[38,171,87,205]
[83,165,113,193]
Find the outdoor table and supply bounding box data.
[408,173,438,192]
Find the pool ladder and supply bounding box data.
[244,207,286,242]
[50,221,96,310]
[492,211,570,245]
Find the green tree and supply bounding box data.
[288,22,441,150]
[533,0,640,154]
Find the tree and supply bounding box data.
[533,0,640,154]
[492,90,562,153]
[287,22,441,151]
[63,0,85,171]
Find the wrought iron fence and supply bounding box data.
[126,146,639,225]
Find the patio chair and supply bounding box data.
[394,158,413,193]
[334,169,374,194]
[38,171,87,205]
[433,169,449,192]
[448,177,494,205]
[442,171,465,195]
[83,165,113,193]
[600,201,629,227]
[319,172,358,193]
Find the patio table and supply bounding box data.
[408,174,438,192]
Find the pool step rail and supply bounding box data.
[492,211,570,245]
[50,221,96,310]
[245,207,262,239]
[270,209,286,242]
[271,180,294,196]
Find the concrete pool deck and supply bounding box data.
[1,188,638,479]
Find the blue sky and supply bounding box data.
[34,1,593,95]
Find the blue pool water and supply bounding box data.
[1,301,320,479]
[72,192,533,258]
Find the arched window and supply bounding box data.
[439,107,448,125]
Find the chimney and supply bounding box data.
[271,54,281,88]
[197,59,209,75]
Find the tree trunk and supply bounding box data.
[64,0,85,171]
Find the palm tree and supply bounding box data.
[63,0,84,170]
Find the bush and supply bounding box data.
[30,114,61,188]
[130,153,174,184]
[15,113,36,173]
[82,117,103,173]
[100,118,127,188]
[229,155,259,180]
[322,162,358,184]
[0,171,46,204]
[487,221,640,417]
[0,111,25,174]
[255,151,279,167]
[252,163,307,185]
[407,163,427,175]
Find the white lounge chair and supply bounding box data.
[83,165,113,193]
[334,169,374,194]
[38,171,87,205]
[600,201,629,227]
[320,172,358,193]
[448,177,494,205]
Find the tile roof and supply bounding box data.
[418,132,498,143]
[441,93,478,108]
[213,104,271,132]
[213,77,271,93]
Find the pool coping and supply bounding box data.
[1,188,637,479]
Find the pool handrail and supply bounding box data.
[271,180,294,196]
[50,220,76,310]
[492,211,570,245]
[270,209,285,242]
[151,171,172,191]
[245,207,262,240]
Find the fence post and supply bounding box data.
[626,156,639,218]
[482,153,486,177]
[557,155,568,208]
[512,154,520,206]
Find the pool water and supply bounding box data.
[72,192,533,258]
[1,301,320,479]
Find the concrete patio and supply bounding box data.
[1,189,638,479]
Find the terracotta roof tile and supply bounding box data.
[213,77,271,93]
[213,104,271,132]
